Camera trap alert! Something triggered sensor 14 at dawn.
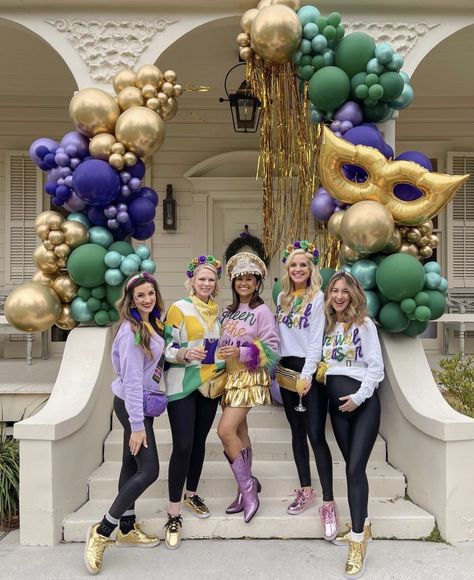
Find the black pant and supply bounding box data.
[167,389,220,503]
[280,356,334,501]
[326,375,381,534]
[108,396,159,520]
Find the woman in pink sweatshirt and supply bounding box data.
[217,252,279,523]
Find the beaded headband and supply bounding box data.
[282,240,320,265]
[186,255,222,279]
[126,271,156,290]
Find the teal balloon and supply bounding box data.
[104,251,122,268]
[375,253,425,301]
[424,272,442,290]
[335,32,376,78]
[91,285,106,300]
[120,257,139,276]
[374,43,394,65]
[311,34,327,53]
[89,226,114,249]
[135,245,151,260]
[365,290,381,318]
[77,286,92,300]
[378,302,410,332]
[106,283,123,309]
[94,310,110,326]
[387,53,404,71]
[340,264,352,273]
[297,65,315,81]
[438,277,448,293]
[424,261,441,275]
[299,38,312,55]
[292,50,302,66]
[108,241,134,256]
[415,305,431,322]
[303,22,319,40]
[272,279,282,306]
[68,243,108,288]
[351,260,378,290]
[128,254,142,265]
[308,66,350,113]
[320,267,336,290]
[301,55,313,66]
[426,290,446,320]
[71,297,93,322]
[87,297,102,313]
[400,298,416,314]
[404,319,428,337]
[399,71,410,84]
[297,5,321,26]
[414,291,430,307]
[67,212,91,229]
[105,268,124,286]
[140,259,156,274]
[322,48,335,66]
[366,58,384,75]
[390,83,414,110]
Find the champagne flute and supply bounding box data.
[295,377,307,413]
[193,332,205,368]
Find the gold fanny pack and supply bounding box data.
[315,361,329,384]
[199,370,227,399]
[275,364,299,392]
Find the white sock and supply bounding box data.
[364,518,370,527]
[350,530,364,542]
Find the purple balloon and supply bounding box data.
[334,131,342,137]
[59,166,72,177]
[104,205,118,219]
[311,190,337,222]
[46,167,62,184]
[45,182,57,196]
[57,178,65,186]
[87,206,108,226]
[342,164,368,182]
[393,183,423,202]
[60,131,90,159]
[29,137,58,165]
[116,211,130,224]
[43,153,57,169]
[64,175,74,188]
[340,120,353,134]
[120,185,132,198]
[107,219,120,230]
[55,185,71,201]
[129,177,141,192]
[137,187,159,207]
[52,196,64,207]
[64,192,87,212]
[70,157,81,170]
[383,143,394,159]
[55,151,71,167]
[395,150,432,171]
[72,159,120,207]
[128,197,156,225]
[133,221,155,241]
[330,120,342,131]
[120,171,132,184]
[344,125,385,152]
[334,101,363,126]
[128,159,146,180]
[117,203,128,212]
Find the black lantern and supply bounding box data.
[163,184,177,231]
[219,63,261,133]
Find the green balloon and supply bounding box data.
[363,102,393,122]
[327,12,342,27]
[350,72,366,96]
[375,254,425,302]
[67,212,91,229]
[315,17,327,30]
[94,310,110,326]
[106,283,124,310]
[77,286,92,301]
[87,297,102,313]
[404,319,428,337]
[312,55,325,70]
[68,243,108,288]
[323,25,337,41]
[308,66,350,113]
[320,267,336,290]
[335,32,376,78]
[70,297,93,322]
[108,241,134,256]
[335,25,345,40]
[426,290,446,320]
[378,290,391,306]
[108,309,120,323]
[91,285,106,300]
[415,305,431,322]
[378,302,410,332]
[272,279,282,306]
[365,290,381,318]
[400,298,416,314]
[351,259,377,290]
[365,73,379,87]
[89,226,114,249]
[372,254,386,265]
[379,72,404,102]
[414,291,430,306]
[368,84,384,100]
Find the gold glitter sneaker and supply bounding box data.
[333,523,372,546]
[164,513,183,550]
[84,523,113,575]
[115,522,160,548]
[345,539,367,579]
[183,494,210,519]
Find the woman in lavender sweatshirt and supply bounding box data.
[84,272,165,575]
[217,252,279,523]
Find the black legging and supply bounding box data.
[326,375,381,534]
[167,389,220,503]
[108,396,159,520]
[280,356,334,501]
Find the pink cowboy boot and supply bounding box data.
[225,448,261,514]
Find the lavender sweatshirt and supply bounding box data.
[111,320,165,432]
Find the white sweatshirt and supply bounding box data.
[322,317,384,406]
[276,291,325,380]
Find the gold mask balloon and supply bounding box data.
[250,5,302,64]
[318,127,470,226]
[4,282,61,333]
[69,88,121,138]
[340,200,394,254]
[61,220,89,249]
[52,273,78,303]
[115,107,166,157]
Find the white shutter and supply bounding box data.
[446,152,474,288]
[5,151,43,286]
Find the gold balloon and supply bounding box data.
[61,220,88,249]
[419,246,433,259]
[240,46,253,61]
[339,244,366,265]
[54,243,71,258]
[109,153,124,170]
[160,97,178,122]
[417,235,429,247]
[113,68,138,94]
[400,242,419,258]
[32,270,55,286]
[34,245,59,274]
[173,84,183,98]
[146,97,160,111]
[419,221,433,235]
[57,258,67,269]
[52,273,78,303]
[117,86,145,111]
[115,107,166,157]
[258,0,272,7]
[157,92,168,106]
[35,211,64,230]
[318,126,470,226]
[427,234,439,249]
[5,282,61,332]
[406,228,421,243]
[271,0,301,8]
[340,200,394,254]
[141,84,156,99]
[36,223,50,241]
[161,82,174,97]
[55,304,78,331]
[123,152,138,166]
[111,142,126,155]
[136,65,163,89]
[48,229,64,245]
[69,88,120,138]
[237,32,251,47]
[163,70,177,83]
[89,133,117,160]
[250,5,302,64]
[328,210,344,240]
[241,8,259,34]
[42,239,54,252]
[382,228,402,254]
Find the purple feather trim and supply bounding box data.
[246,342,261,372]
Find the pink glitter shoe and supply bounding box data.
[287,488,316,515]
[319,502,338,541]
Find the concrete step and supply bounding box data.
[88,459,406,500]
[63,496,435,542]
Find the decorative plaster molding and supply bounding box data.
[46,18,178,83]
[344,22,440,56]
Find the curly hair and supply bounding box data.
[279,249,322,313]
[324,271,367,333]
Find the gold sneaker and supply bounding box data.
[183,494,210,519]
[164,514,183,550]
[345,539,367,579]
[333,523,372,545]
[116,522,160,548]
[84,523,113,575]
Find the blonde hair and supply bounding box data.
[324,271,367,334]
[184,264,220,297]
[280,248,322,313]
[116,274,165,359]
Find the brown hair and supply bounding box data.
[227,274,264,313]
[324,271,367,334]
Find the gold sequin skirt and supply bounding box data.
[222,359,272,408]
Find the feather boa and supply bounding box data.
[246,338,279,372]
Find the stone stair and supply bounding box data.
[63,405,435,542]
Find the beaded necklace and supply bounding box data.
[190,295,219,336]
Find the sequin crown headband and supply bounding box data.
[186,255,222,279]
[281,241,320,265]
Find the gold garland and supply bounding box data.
[190,295,219,335]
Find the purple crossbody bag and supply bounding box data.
[143,353,168,417]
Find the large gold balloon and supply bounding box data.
[33,245,59,274]
[115,107,166,157]
[136,65,163,89]
[160,97,178,122]
[69,88,120,137]
[117,86,145,111]
[4,282,61,332]
[35,211,64,230]
[55,304,78,331]
[241,8,259,34]
[340,200,394,254]
[61,220,88,249]
[271,0,301,9]
[339,244,367,265]
[36,224,50,241]
[250,5,302,64]
[328,210,344,240]
[113,68,138,94]
[318,127,470,226]
[89,133,117,160]
[52,273,78,303]
[32,270,55,286]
